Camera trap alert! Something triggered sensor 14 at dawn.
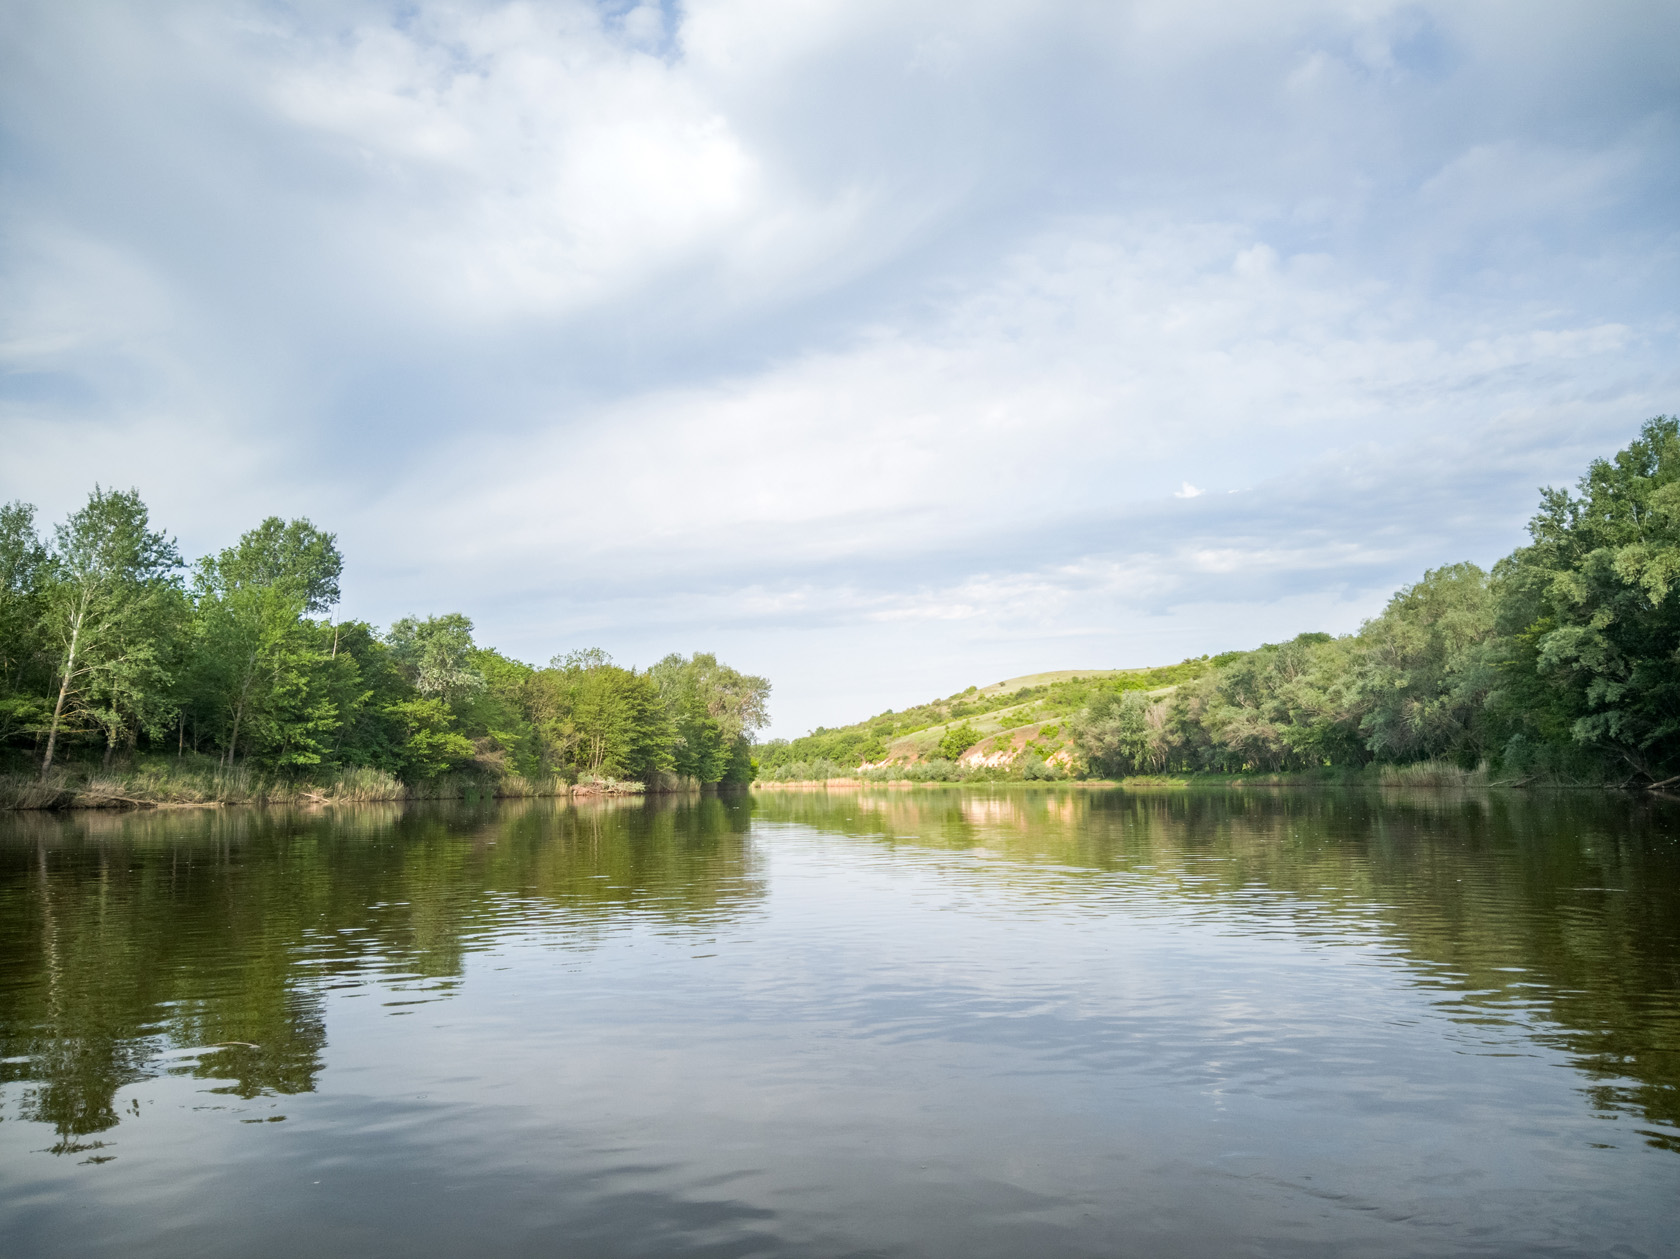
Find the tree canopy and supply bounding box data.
[1061,418,1680,783]
[0,493,769,788]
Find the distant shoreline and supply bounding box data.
[0,764,733,812]
[750,767,1633,792]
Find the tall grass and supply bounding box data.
[0,754,580,810]
[0,770,73,810]
[1376,760,1491,789]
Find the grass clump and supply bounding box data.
[0,752,587,810]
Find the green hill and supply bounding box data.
[754,658,1229,777]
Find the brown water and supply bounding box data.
[1,787,1677,1257]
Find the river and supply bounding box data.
[1,786,1676,1257]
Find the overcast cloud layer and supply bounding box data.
[2,0,1677,735]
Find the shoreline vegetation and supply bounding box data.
[755,418,1680,795]
[0,756,703,812]
[8,418,1680,810]
[1,493,770,812]
[750,762,1580,791]
[754,757,1618,790]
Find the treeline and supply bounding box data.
[1073,417,1680,784]
[0,489,769,789]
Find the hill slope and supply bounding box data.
[755,658,1227,776]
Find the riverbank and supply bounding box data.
[752,761,1618,791]
[0,756,684,811]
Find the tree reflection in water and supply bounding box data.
[757,786,1680,1147]
[0,794,760,1150]
[2,785,1677,1159]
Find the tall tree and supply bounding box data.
[386,614,485,704]
[39,488,183,773]
[1071,691,1162,776]
[455,648,539,777]
[527,652,672,780]
[0,501,50,744]
[384,697,474,779]
[1354,563,1498,765]
[648,652,771,783]
[1493,416,1680,781]
[314,620,408,772]
[208,516,342,613]
[192,518,343,768]
[1160,633,1362,773]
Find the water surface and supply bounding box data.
[1,787,1677,1257]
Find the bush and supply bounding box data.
[936,722,980,761]
[1017,753,1065,781]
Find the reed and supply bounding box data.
[0,771,72,810]
[1375,761,1490,789]
[0,755,579,810]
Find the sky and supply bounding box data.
[2,0,1677,738]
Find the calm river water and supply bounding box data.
[1,787,1677,1257]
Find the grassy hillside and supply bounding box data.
[755,658,1230,778]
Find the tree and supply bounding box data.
[387,614,485,704]
[648,652,771,783]
[454,648,539,777]
[385,697,474,779]
[1354,563,1498,766]
[936,721,980,761]
[190,518,344,769]
[1160,634,1362,772]
[527,652,672,781]
[316,620,408,772]
[1492,416,1680,781]
[39,488,183,773]
[207,516,341,613]
[0,501,50,744]
[1071,691,1160,776]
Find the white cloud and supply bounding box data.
[1,0,1677,734]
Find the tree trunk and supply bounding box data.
[40,616,81,777]
[225,650,259,771]
[227,696,244,768]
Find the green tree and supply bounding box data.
[1492,416,1680,781]
[208,516,342,613]
[648,652,771,783]
[387,614,486,705]
[189,518,344,769]
[1161,634,1362,772]
[317,621,409,772]
[527,652,672,780]
[39,488,183,773]
[1071,691,1160,776]
[385,697,474,779]
[936,721,980,761]
[1354,562,1497,765]
[0,502,51,744]
[455,648,539,776]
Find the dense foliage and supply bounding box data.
[0,494,769,787]
[1069,418,1680,783]
[756,419,1680,786]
